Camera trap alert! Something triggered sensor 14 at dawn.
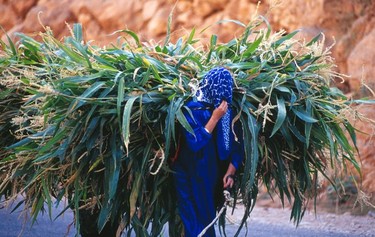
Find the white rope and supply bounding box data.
[197,190,231,237]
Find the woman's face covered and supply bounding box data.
[197,67,233,107]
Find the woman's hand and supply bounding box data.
[204,100,228,133]
[212,100,228,121]
[223,163,236,189]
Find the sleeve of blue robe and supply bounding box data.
[182,104,213,152]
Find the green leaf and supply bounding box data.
[73,23,83,42]
[107,131,121,200]
[115,29,142,48]
[292,107,318,123]
[259,15,272,39]
[117,74,125,119]
[42,179,53,219]
[226,62,261,70]
[67,81,105,113]
[129,172,142,219]
[320,120,336,162]
[242,36,262,58]
[272,30,300,48]
[38,128,66,154]
[305,122,312,148]
[55,38,87,65]
[306,33,322,46]
[305,100,314,147]
[206,34,217,63]
[164,7,174,47]
[181,28,196,52]
[271,97,286,137]
[288,121,306,143]
[57,72,103,83]
[0,26,17,57]
[97,203,111,233]
[66,37,92,68]
[175,105,193,135]
[122,96,138,153]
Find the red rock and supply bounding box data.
[347,28,375,96]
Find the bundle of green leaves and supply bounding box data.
[0,16,369,236]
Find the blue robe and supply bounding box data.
[173,100,243,237]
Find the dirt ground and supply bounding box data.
[231,204,375,236]
[227,191,375,237]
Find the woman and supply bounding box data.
[173,67,244,237]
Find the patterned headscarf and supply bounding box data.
[197,67,233,160]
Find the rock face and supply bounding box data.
[1,0,374,193]
[353,105,375,193]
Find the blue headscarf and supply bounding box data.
[196,67,233,160]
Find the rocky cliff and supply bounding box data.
[1,0,374,193]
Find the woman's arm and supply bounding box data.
[183,101,228,152]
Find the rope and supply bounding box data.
[197,190,231,237]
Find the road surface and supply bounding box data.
[1,199,374,237]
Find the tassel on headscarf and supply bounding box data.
[196,67,233,160]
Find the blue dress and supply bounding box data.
[173,100,243,237]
